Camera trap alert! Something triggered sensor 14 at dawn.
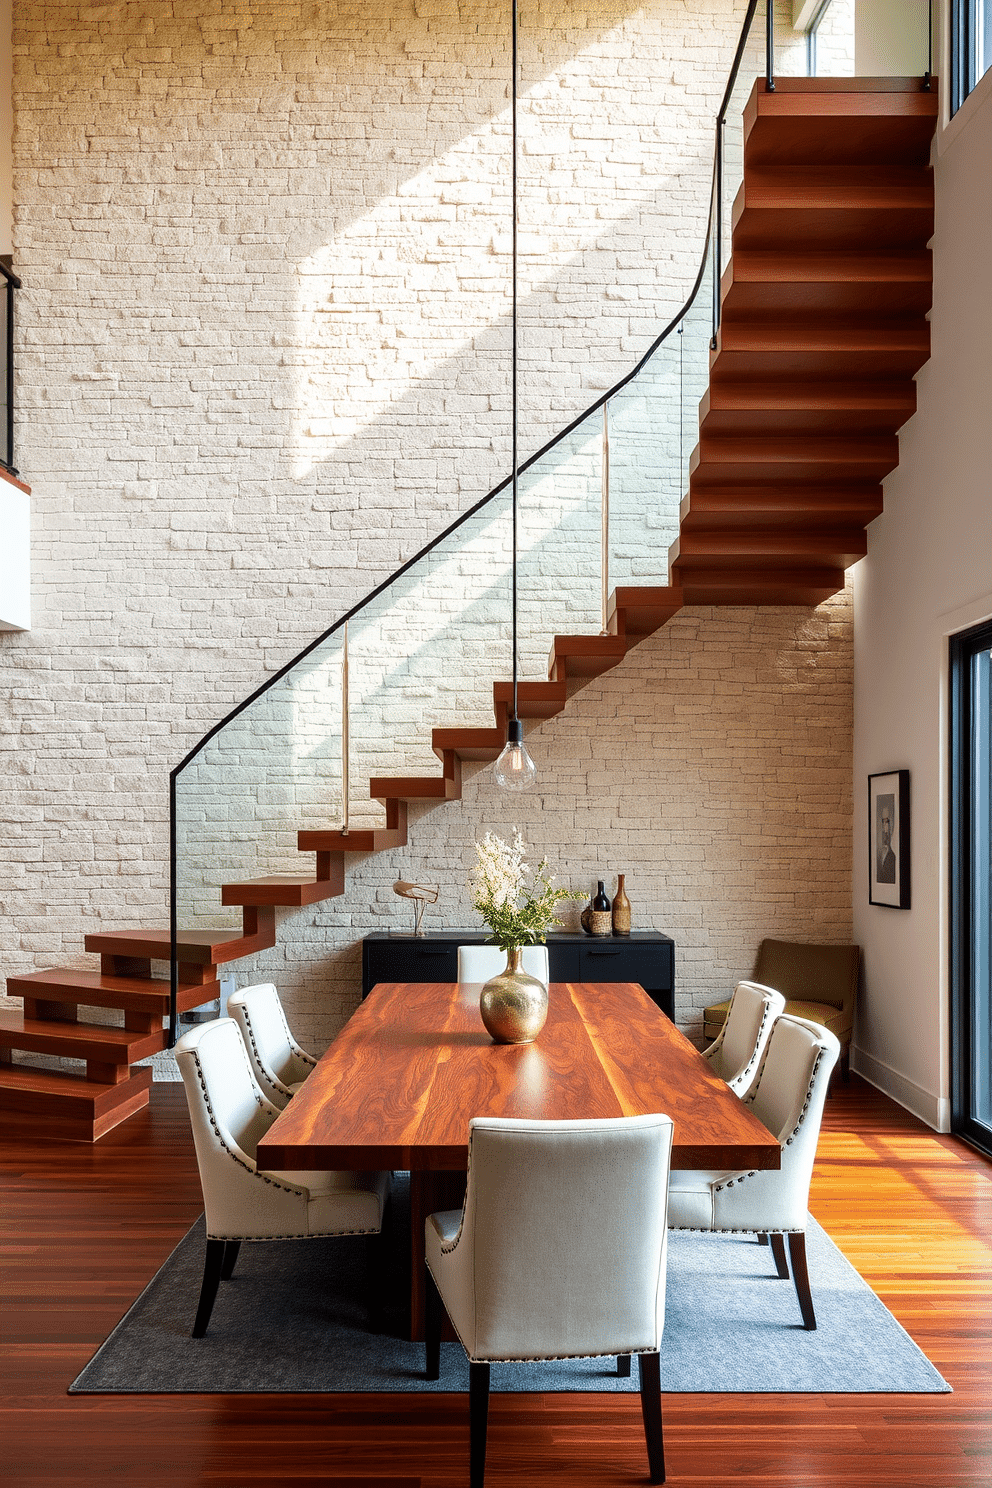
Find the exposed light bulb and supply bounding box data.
[493,718,537,792]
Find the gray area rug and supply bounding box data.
[70,1178,949,1396]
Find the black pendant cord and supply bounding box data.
[511,0,519,728]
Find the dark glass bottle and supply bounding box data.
[591,880,612,937]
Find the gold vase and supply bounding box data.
[479,947,549,1045]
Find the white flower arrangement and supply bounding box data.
[469,830,570,952]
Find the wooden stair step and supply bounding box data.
[679,484,884,531]
[298,800,408,855]
[671,527,868,570]
[549,634,628,683]
[0,1063,154,1141]
[371,753,461,804]
[7,968,218,1017]
[676,565,847,607]
[84,910,276,966]
[221,868,344,908]
[699,380,916,436]
[430,725,505,762]
[0,1009,164,1065]
[731,199,933,254]
[697,433,900,463]
[608,585,684,639]
[492,680,568,719]
[741,80,938,175]
[721,249,932,318]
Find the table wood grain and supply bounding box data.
[257,980,780,1173]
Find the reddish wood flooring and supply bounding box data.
[3,1077,991,1487]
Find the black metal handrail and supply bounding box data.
[166,0,770,1044]
[0,261,21,476]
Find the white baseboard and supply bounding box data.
[851,1046,950,1132]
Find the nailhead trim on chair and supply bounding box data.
[188,1040,384,1240]
[733,998,775,1088]
[669,1039,828,1232]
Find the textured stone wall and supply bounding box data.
[0,0,851,1074]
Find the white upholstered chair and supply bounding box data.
[227,981,318,1109]
[425,1114,674,1487]
[175,1018,389,1338]
[668,1014,839,1329]
[701,979,785,1095]
[456,944,550,984]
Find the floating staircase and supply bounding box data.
[2,77,938,1139]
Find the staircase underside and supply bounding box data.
[3,78,937,1139]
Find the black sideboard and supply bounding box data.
[362,930,675,1020]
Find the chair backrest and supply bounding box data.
[727,1014,840,1230]
[448,1114,673,1361]
[457,944,550,984]
[704,980,785,1093]
[227,981,312,1104]
[175,1018,289,1234]
[753,939,860,1017]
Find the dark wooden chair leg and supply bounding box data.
[638,1350,665,1484]
[788,1231,817,1330]
[220,1240,241,1280]
[424,1264,443,1381]
[769,1232,790,1279]
[469,1360,491,1488]
[616,1353,631,1377]
[192,1238,226,1338]
[757,1232,769,1246]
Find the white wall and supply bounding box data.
[852,65,992,1130]
[855,0,929,75]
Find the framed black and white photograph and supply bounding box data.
[869,770,911,909]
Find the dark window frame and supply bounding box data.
[949,615,992,1158]
[951,0,992,116]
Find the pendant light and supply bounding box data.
[494,0,537,795]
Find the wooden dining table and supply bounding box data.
[257,979,780,1338]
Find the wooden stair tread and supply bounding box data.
[298,826,408,852]
[0,1009,164,1064]
[8,968,216,1016]
[671,528,868,568]
[84,919,275,965]
[676,566,847,606]
[549,634,628,682]
[492,680,568,719]
[0,1062,153,1115]
[370,775,461,802]
[680,485,883,530]
[609,586,684,639]
[221,871,344,908]
[431,725,504,762]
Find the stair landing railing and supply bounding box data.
[0,261,21,475]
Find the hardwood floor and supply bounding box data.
[3,1077,990,1487]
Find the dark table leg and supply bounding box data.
[408,1169,466,1342]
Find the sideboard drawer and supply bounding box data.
[364,939,458,991]
[578,941,671,988]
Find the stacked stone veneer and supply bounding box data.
[1,1,850,1073]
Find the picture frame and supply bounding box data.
[868,770,911,909]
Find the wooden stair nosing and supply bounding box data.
[0,1009,164,1065]
[8,968,220,1017]
[699,380,917,416]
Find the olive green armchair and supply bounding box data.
[702,939,861,1081]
